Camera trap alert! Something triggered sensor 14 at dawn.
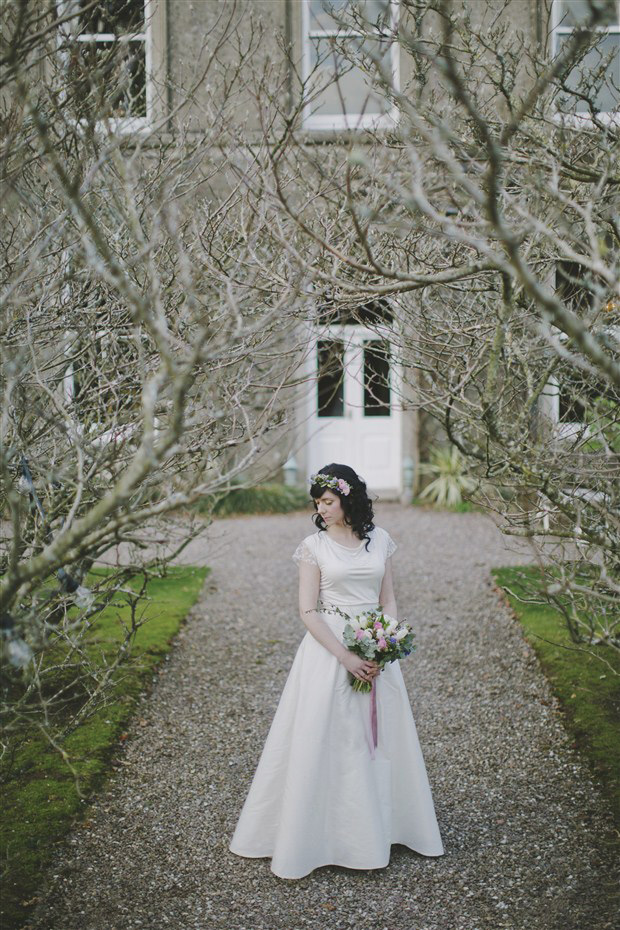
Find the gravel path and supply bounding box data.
[30,505,618,930]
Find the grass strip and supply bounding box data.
[0,565,207,930]
[493,565,620,826]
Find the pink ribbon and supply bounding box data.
[370,677,378,759]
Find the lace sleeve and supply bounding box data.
[385,532,397,558]
[292,540,318,566]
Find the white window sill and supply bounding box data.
[94,117,151,135]
[88,422,139,449]
[554,421,592,442]
[550,109,620,130]
[301,112,399,132]
[69,116,151,136]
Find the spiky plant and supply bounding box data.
[418,446,477,508]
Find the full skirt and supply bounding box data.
[229,629,445,879]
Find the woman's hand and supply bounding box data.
[341,652,380,683]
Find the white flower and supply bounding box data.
[7,637,33,668]
[395,628,408,641]
[74,585,95,610]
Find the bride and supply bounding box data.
[229,463,444,878]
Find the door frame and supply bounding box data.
[301,318,403,496]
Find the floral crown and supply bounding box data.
[310,472,351,496]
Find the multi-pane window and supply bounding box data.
[552,0,620,116]
[316,297,393,325]
[302,0,399,129]
[63,281,144,436]
[548,261,620,440]
[64,0,150,124]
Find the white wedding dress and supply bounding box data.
[229,525,445,879]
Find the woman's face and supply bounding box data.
[314,490,345,526]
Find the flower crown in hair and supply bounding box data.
[310,472,351,496]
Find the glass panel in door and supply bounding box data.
[363,340,391,417]
[317,340,345,417]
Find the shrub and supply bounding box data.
[418,446,477,509]
[198,483,310,517]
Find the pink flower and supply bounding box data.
[377,637,387,650]
[337,478,351,495]
[355,629,365,640]
[374,621,383,630]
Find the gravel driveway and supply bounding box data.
[29,505,618,930]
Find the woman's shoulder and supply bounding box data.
[370,525,397,555]
[301,530,323,547]
[369,525,388,540]
[292,531,322,565]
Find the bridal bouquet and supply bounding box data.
[324,605,416,693]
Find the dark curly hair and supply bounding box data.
[310,463,375,549]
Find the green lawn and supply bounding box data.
[493,566,620,826]
[0,565,207,930]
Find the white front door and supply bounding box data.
[305,325,402,496]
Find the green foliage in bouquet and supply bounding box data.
[329,606,417,693]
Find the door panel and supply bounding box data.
[360,435,391,469]
[306,326,401,495]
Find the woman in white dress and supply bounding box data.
[229,463,444,878]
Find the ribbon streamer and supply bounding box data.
[370,677,378,759]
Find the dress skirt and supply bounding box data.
[229,617,445,879]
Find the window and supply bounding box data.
[63,280,144,446]
[555,260,594,316]
[316,297,393,325]
[544,260,620,443]
[363,340,391,416]
[317,340,345,416]
[548,368,620,449]
[61,0,154,128]
[302,0,399,130]
[551,0,620,118]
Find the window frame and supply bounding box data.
[545,370,595,442]
[64,323,144,448]
[58,0,158,134]
[301,0,400,131]
[550,0,620,126]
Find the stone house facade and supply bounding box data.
[62,0,619,498]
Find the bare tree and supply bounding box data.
[241,0,619,654]
[0,0,308,756]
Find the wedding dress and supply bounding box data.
[229,525,445,879]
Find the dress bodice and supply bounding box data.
[293,527,397,630]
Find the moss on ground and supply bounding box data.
[0,566,207,930]
[493,566,620,826]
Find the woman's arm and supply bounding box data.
[378,557,398,621]
[298,560,350,663]
[298,560,379,681]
